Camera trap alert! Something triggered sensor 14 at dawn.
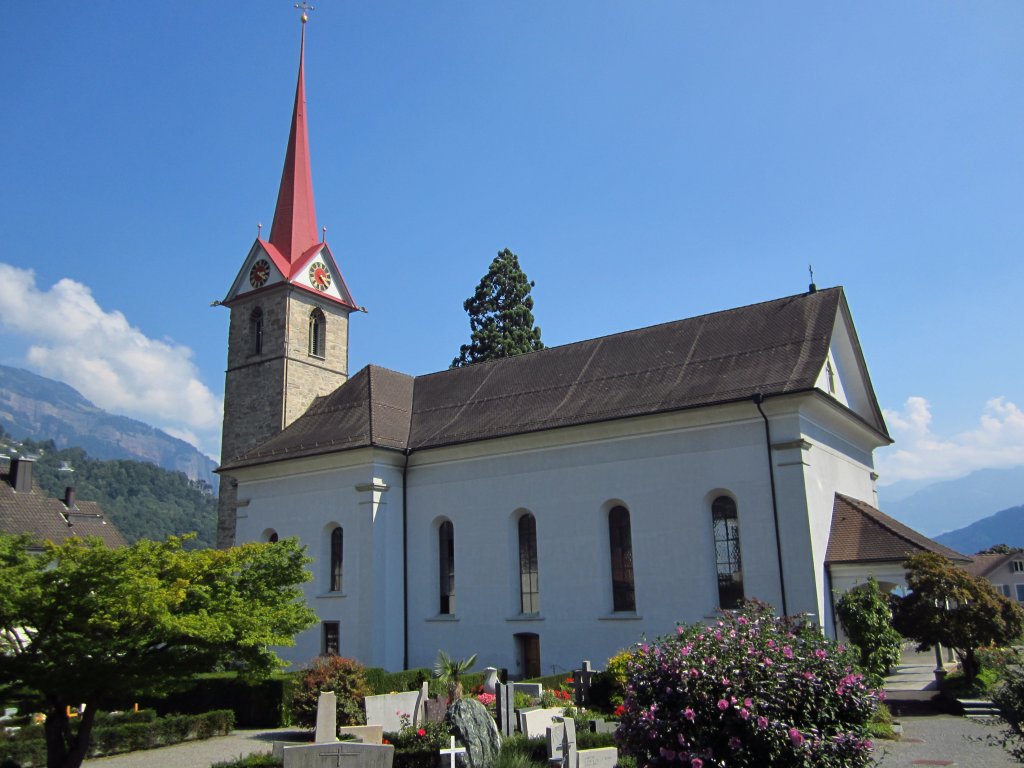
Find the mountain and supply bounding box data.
[0,364,218,488]
[877,465,1024,537]
[934,504,1024,556]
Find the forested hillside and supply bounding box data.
[2,431,217,548]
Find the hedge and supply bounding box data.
[135,672,293,727]
[363,668,489,698]
[0,710,234,766]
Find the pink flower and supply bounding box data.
[689,668,700,678]
[729,736,741,749]
[743,698,752,708]
[690,759,703,768]
[739,708,749,720]
[757,716,768,729]
[803,671,815,680]
[677,733,687,745]
[815,648,827,660]
[717,699,729,711]
[789,728,805,747]
[659,748,676,761]
[684,707,695,722]
[738,616,749,624]
[782,646,793,659]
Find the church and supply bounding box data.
[216,18,961,676]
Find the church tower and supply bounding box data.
[217,15,356,548]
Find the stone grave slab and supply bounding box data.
[576,747,618,768]
[571,661,595,707]
[588,719,618,735]
[282,741,394,768]
[413,682,429,727]
[513,682,543,699]
[521,707,566,739]
[423,695,447,724]
[495,682,516,737]
[364,691,422,733]
[338,725,384,744]
[546,718,576,768]
[316,691,339,743]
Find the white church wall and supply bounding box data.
[233,449,407,669]
[404,406,789,675]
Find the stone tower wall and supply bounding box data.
[217,286,350,547]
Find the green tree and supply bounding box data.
[0,533,316,768]
[835,577,904,683]
[451,248,544,367]
[894,552,1024,683]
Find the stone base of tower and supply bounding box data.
[216,477,239,549]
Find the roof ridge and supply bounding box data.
[836,493,968,560]
[415,286,844,382]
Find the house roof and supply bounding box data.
[0,465,126,548]
[826,493,968,565]
[963,552,1020,579]
[223,286,889,469]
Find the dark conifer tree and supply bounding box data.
[451,248,544,367]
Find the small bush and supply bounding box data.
[211,755,283,768]
[365,667,431,695]
[616,601,881,767]
[835,578,903,684]
[291,656,372,729]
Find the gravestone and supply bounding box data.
[413,682,430,727]
[587,719,617,736]
[495,682,516,737]
[576,748,617,768]
[571,661,595,707]
[338,725,384,744]
[513,682,543,699]
[282,741,394,768]
[316,691,339,744]
[546,718,576,768]
[423,695,447,724]
[364,691,422,733]
[521,708,566,739]
[446,697,501,768]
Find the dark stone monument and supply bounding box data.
[446,697,501,768]
[571,661,595,707]
[495,682,516,737]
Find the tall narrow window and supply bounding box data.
[322,621,340,656]
[439,520,455,614]
[712,496,743,609]
[309,308,326,357]
[250,308,264,355]
[518,513,540,614]
[608,506,636,612]
[329,527,343,592]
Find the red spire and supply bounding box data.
[269,23,318,265]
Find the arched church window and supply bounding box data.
[309,308,326,358]
[518,513,540,614]
[608,505,636,612]
[712,496,743,609]
[438,520,455,614]
[250,307,264,355]
[329,526,343,592]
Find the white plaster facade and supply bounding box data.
[230,313,889,673]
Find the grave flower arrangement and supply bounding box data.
[615,601,880,768]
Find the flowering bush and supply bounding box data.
[476,692,496,707]
[615,602,880,767]
[291,656,371,729]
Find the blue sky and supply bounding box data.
[1,2,1022,486]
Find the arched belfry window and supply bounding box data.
[309,308,326,358]
[712,496,743,609]
[250,307,264,355]
[329,526,343,592]
[438,521,455,615]
[608,506,636,612]
[518,513,540,614]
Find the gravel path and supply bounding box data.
[83,728,303,768]
[874,714,1017,767]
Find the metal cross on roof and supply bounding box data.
[294,1,315,22]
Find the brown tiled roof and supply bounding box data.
[0,470,126,548]
[224,287,888,470]
[964,552,1018,579]
[826,493,968,564]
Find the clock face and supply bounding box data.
[309,261,332,291]
[249,259,271,288]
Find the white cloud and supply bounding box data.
[0,263,222,456]
[878,396,1024,484]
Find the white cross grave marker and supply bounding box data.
[440,735,467,768]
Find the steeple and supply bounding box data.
[268,21,318,264]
